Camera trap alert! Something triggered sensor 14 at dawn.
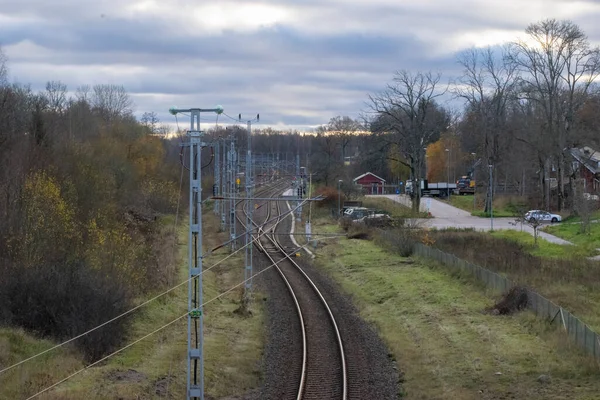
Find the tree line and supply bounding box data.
[0,50,183,360]
[217,18,600,214]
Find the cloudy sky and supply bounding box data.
[2,0,600,131]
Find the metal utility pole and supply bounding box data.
[241,114,259,298]
[445,148,450,197]
[229,137,237,251]
[213,140,220,217]
[489,164,494,231]
[220,139,227,231]
[338,179,343,218]
[169,105,223,400]
[306,171,313,242]
[295,152,302,222]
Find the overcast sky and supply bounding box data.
[2,0,600,131]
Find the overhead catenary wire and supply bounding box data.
[24,243,310,400]
[0,193,310,375]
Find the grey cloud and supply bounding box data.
[3,0,600,129]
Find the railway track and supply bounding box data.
[235,180,348,400]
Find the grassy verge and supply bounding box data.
[544,221,600,250]
[429,229,600,333]
[490,229,596,258]
[0,329,84,399]
[560,210,600,223]
[446,194,526,218]
[312,224,600,399]
[1,212,264,399]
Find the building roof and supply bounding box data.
[571,146,600,174]
[353,172,386,183]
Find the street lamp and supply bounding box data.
[445,148,450,197]
[488,164,494,231]
[471,152,476,210]
[423,147,428,181]
[338,179,343,218]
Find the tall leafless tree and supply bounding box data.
[45,81,67,114]
[0,46,7,87]
[141,111,160,134]
[455,46,518,211]
[327,116,361,163]
[509,18,600,210]
[368,70,448,212]
[91,84,133,123]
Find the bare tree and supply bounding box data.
[455,46,518,212]
[91,84,133,123]
[75,84,91,103]
[327,116,361,163]
[368,70,448,212]
[0,46,7,87]
[313,125,340,186]
[44,80,68,114]
[509,19,600,211]
[140,111,160,134]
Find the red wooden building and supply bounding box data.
[571,146,600,194]
[353,172,386,194]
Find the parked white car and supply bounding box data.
[524,210,562,223]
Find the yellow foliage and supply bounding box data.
[421,229,436,246]
[129,136,165,178]
[426,133,464,182]
[21,171,77,266]
[85,217,144,289]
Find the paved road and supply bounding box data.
[370,194,573,245]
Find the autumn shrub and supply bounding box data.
[347,222,372,240]
[339,216,353,231]
[315,186,344,209]
[0,259,133,361]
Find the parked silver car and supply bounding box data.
[524,210,562,223]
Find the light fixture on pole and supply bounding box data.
[445,148,450,197]
[423,147,427,181]
[338,179,343,218]
[471,152,476,210]
[489,164,494,231]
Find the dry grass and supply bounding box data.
[0,211,265,399]
[314,229,600,399]
[429,229,600,332]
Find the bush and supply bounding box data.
[315,186,344,209]
[0,260,133,362]
[347,222,372,240]
[377,227,417,257]
[339,216,353,232]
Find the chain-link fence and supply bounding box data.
[378,230,600,363]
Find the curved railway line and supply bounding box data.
[235,180,348,400]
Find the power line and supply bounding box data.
[25,243,309,400]
[0,193,309,375]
